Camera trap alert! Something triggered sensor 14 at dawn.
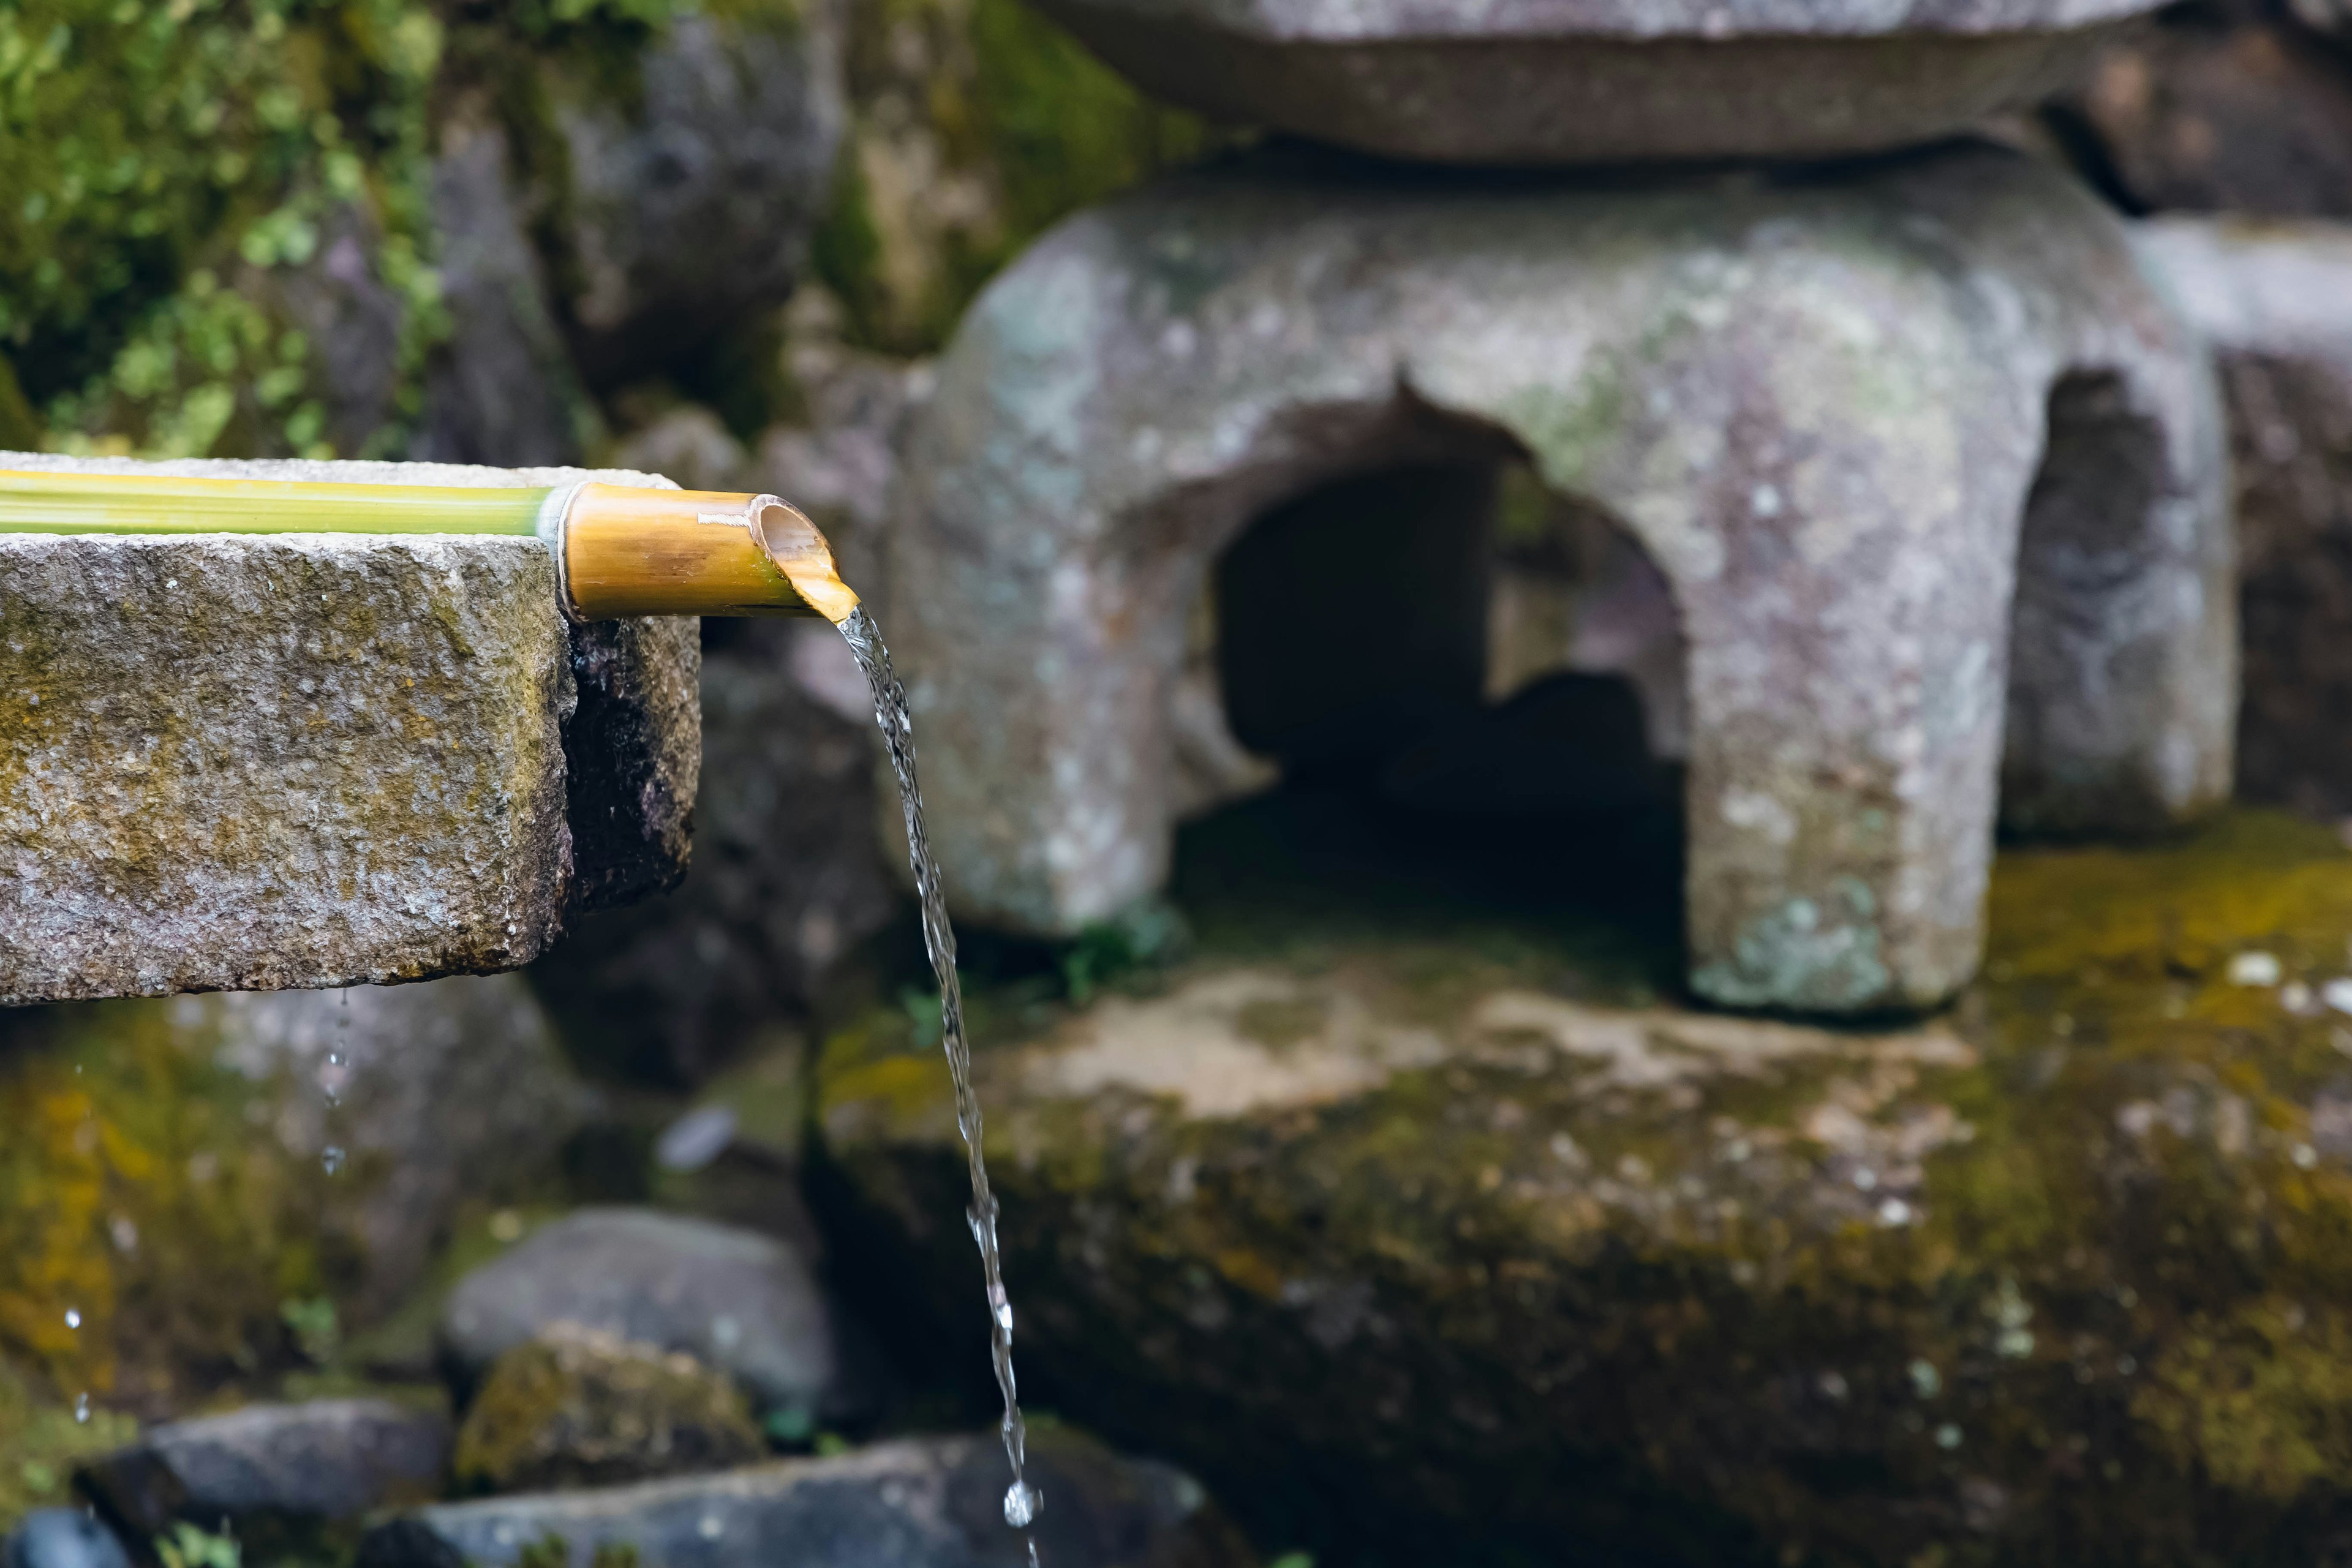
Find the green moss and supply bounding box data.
[815,0,1226,355]
[0,1001,344,1416]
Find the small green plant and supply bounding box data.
[899,985,945,1047]
[278,1295,338,1364]
[763,1402,816,1446]
[156,1522,241,1568]
[1061,900,1189,1003]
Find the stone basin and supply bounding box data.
[0,453,699,1004]
[1030,0,2166,164]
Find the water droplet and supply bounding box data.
[73,1395,89,1425]
[326,1050,346,1069]
[1003,1480,1041,1528]
[63,1309,80,1330]
[2229,951,2283,987]
[321,1145,345,1176]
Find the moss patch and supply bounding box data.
[814,0,1226,354]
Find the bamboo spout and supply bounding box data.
[562,484,858,622]
[0,469,860,624]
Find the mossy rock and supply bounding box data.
[0,977,587,1442]
[815,804,2352,1567]
[453,1325,763,1494]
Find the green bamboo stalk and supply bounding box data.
[0,469,558,537]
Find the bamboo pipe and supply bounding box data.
[0,469,860,624]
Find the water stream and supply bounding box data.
[839,605,1042,1565]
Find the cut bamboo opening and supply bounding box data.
[0,469,859,624]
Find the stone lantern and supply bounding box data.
[885,0,2232,1014]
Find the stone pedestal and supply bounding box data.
[0,454,698,1004]
[888,144,2231,1014]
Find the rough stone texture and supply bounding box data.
[440,1209,870,1427]
[77,1400,450,1540]
[453,1325,763,1495]
[1030,0,2161,164]
[2,1512,130,1568]
[815,808,2352,1567]
[0,453,697,1004]
[552,8,845,389]
[191,973,597,1312]
[358,1430,1251,1568]
[562,615,701,916]
[2063,8,2352,219]
[530,617,892,1084]
[890,145,2231,1014]
[2135,217,2352,820]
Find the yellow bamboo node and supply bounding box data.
[559,484,861,623]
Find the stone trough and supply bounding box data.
[889,141,2234,1015]
[0,454,699,1005]
[1030,0,2167,164]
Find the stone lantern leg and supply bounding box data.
[889,144,2231,1014]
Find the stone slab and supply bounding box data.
[77,1399,451,1539]
[358,1430,1247,1568]
[0,454,698,1003]
[1031,0,2163,164]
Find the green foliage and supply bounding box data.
[1061,899,1190,1003]
[278,1294,340,1363]
[0,0,712,459]
[516,1536,639,1568]
[156,1523,243,1568]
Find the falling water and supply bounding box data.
[839,605,1042,1566]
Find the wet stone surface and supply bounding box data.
[77,1399,450,1544]
[359,1428,1251,1568]
[0,454,698,1004]
[816,801,2352,1566]
[2,1512,130,1568]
